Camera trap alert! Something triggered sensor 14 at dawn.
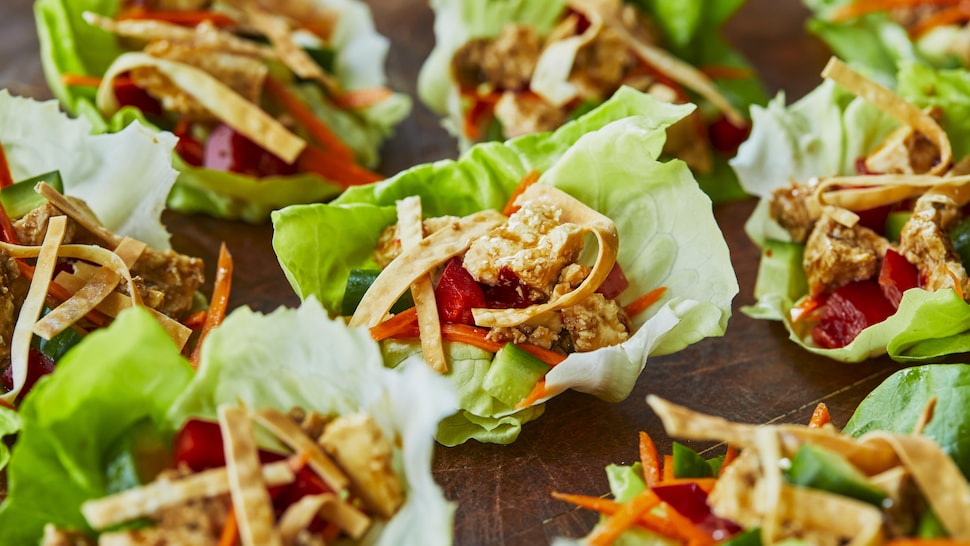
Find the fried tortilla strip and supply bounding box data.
[349,210,507,328]
[250,408,350,493]
[97,52,305,163]
[471,184,619,328]
[530,10,602,107]
[0,216,66,403]
[775,485,884,545]
[822,57,951,176]
[396,196,447,373]
[220,405,283,546]
[81,461,295,529]
[276,493,371,542]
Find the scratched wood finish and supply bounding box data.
[0,0,908,544]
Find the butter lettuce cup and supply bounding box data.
[272,87,737,446]
[734,57,970,363]
[416,0,768,203]
[35,0,411,221]
[0,299,457,545]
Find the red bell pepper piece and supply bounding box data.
[481,266,534,309]
[435,257,487,324]
[0,349,56,401]
[707,114,750,156]
[204,123,298,178]
[878,248,920,308]
[596,262,629,300]
[811,280,896,349]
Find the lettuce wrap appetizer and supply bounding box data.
[732,57,970,362]
[0,89,209,404]
[0,299,457,545]
[35,0,411,221]
[551,390,970,545]
[272,87,737,446]
[805,0,970,82]
[416,0,767,203]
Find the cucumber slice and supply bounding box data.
[1,170,64,219]
[672,442,714,478]
[755,239,807,303]
[886,211,912,243]
[786,443,887,507]
[341,269,414,316]
[103,418,173,494]
[482,343,550,408]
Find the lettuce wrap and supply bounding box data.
[272,87,737,446]
[551,389,970,544]
[35,0,411,222]
[805,0,970,82]
[0,299,458,545]
[416,0,767,203]
[733,59,970,362]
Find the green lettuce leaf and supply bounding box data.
[415,0,766,203]
[803,0,967,82]
[844,364,970,479]
[34,0,411,221]
[733,63,970,362]
[273,87,737,444]
[0,299,458,545]
[0,89,177,249]
[0,407,21,470]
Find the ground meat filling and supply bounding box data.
[803,216,891,297]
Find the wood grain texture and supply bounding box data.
[0,0,908,544]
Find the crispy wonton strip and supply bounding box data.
[814,174,970,224]
[33,237,146,340]
[822,57,951,176]
[36,182,121,247]
[277,494,328,544]
[241,5,341,95]
[396,197,448,373]
[53,271,192,349]
[530,12,602,107]
[83,12,276,59]
[220,405,283,546]
[755,427,785,543]
[349,210,507,328]
[250,409,350,493]
[471,184,619,328]
[81,461,295,529]
[776,485,885,544]
[567,0,744,125]
[863,432,970,539]
[97,52,305,163]
[0,216,66,404]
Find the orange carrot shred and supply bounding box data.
[639,431,661,488]
[502,170,541,216]
[331,87,394,110]
[118,9,237,28]
[790,295,824,322]
[661,454,675,483]
[624,287,667,317]
[662,501,714,546]
[657,477,717,494]
[287,450,312,473]
[552,491,686,540]
[17,261,111,327]
[720,444,738,477]
[263,75,355,162]
[297,143,383,188]
[191,242,232,368]
[182,310,207,330]
[60,74,104,88]
[369,307,418,341]
[909,3,970,37]
[440,323,565,366]
[829,0,961,22]
[0,397,15,411]
[515,379,547,410]
[217,507,238,546]
[0,142,14,189]
[587,489,663,546]
[808,402,831,428]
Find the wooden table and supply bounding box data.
[0,0,909,544]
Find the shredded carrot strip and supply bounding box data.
[118,9,237,27]
[515,379,547,409]
[657,477,717,494]
[829,0,962,22]
[297,143,383,188]
[182,309,207,330]
[331,87,394,109]
[263,75,355,162]
[461,91,501,141]
[719,444,738,477]
[0,203,18,244]
[0,397,15,411]
[287,450,312,473]
[639,431,661,488]
[946,266,965,300]
[440,323,566,366]
[790,295,824,322]
[190,242,232,368]
[700,65,756,80]
[624,286,667,317]
[217,507,238,546]
[808,402,831,428]
[552,492,685,540]
[661,454,675,482]
[369,307,418,341]
[502,170,541,216]
[0,142,15,189]
[587,489,663,546]
[910,3,970,37]
[60,74,104,88]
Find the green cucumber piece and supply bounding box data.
[1,170,64,219]
[672,442,714,479]
[341,269,414,316]
[886,211,912,243]
[304,46,335,74]
[35,325,84,362]
[720,528,762,546]
[482,343,551,408]
[951,216,970,272]
[103,418,173,494]
[917,508,947,538]
[786,443,887,507]
[755,239,808,303]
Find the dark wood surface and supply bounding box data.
[0,0,909,544]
